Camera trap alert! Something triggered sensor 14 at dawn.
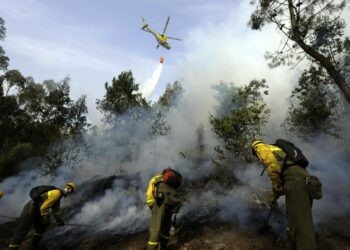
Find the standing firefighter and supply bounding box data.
[252,139,322,250]
[8,182,77,249]
[146,168,182,250]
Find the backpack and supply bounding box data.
[275,139,309,168]
[146,168,182,207]
[29,185,60,202]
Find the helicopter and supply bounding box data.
[141,16,182,50]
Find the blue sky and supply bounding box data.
[0,0,245,122]
[0,0,322,124]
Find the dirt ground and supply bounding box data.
[2,219,350,250]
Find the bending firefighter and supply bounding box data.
[252,139,322,250]
[8,182,77,249]
[146,168,182,250]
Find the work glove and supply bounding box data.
[268,192,279,209]
[42,215,50,225]
[272,182,283,195]
[56,218,65,226]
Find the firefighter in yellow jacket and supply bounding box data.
[0,191,4,199]
[146,168,182,250]
[8,182,77,249]
[251,140,317,250]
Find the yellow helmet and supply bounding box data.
[0,191,3,199]
[64,182,77,193]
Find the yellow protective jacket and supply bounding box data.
[146,174,163,207]
[0,191,3,199]
[254,143,294,195]
[39,189,62,219]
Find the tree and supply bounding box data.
[194,124,207,167]
[0,18,89,178]
[249,0,350,104]
[144,81,183,166]
[0,72,89,178]
[157,81,183,108]
[285,65,342,139]
[209,80,270,162]
[96,71,152,163]
[149,109,171,166]
[0,70,32,175]
[0,17,9,71]
[39,78,89,173]
[96,71,149,122]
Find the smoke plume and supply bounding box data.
[0,1,349,248]
[141,63,163,99]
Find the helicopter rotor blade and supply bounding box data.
[162,16,170,35]
[167,36,182,41]
[141,17,148,30]
[141,16,147,26]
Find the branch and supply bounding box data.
[289,54,307,70]
[299,0,337,27]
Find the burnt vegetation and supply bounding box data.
[1,1,350,248]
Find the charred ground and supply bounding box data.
[1,173,350,250]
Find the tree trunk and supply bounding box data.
[287,0,350,105]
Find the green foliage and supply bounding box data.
[0,17,9,71]
[149,109,171,166]
[0,17,89,178]
[256,0,349,68]
[0,71,89,178]
[249,0,350,105]
[209,79,270,162]
[145,81,185,166]
[150,110,170,137]
[157,81,183,108]
[0,70,31,157]
[249,10,266,30]
[38,80,89,173]
[311,16,345,53]
[340,37,350,82]
[0,143,33,178]
[0,70,26,95]
[96,71,149,121]
[285,66,342,139]
[194,124,207,166]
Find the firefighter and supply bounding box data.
[146,168,182,250]
[0,191,3,199]
[251,140,317,250]
[8,182,77,249]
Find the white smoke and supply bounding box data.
[71,178,149,232]
[0,1,349,247]
[141,63,163,99]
